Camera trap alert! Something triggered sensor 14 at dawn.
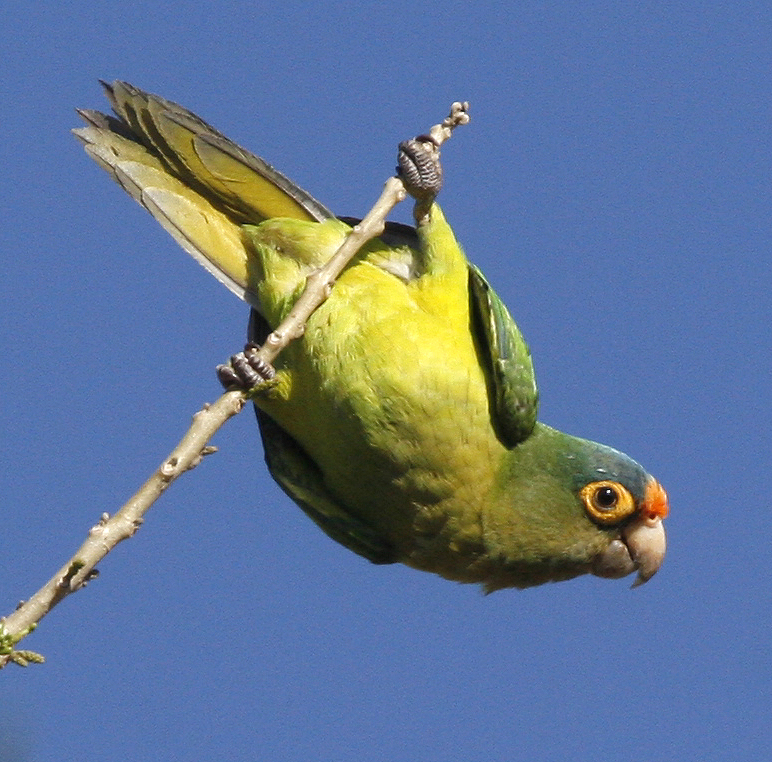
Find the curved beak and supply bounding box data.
[626,478,668,587]
[592,478,669,586]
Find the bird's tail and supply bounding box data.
[74,81,333,306]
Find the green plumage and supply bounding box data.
[75,82,668,590]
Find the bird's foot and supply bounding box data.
[216,342,276,393]
[397,136,443,200]
[397,136,444,224]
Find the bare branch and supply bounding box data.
[0,390,244,666]
[0,101,469,667]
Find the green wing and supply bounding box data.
[249,312,396,564]
[468,264,538,447]
[256,411,397,564]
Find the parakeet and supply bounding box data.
[74,82,668,591]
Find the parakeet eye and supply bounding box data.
[580,480,637,525]
[595,486,618,508]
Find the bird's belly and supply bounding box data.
[256,276,504,570]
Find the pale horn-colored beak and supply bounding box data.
[592,478,669,586]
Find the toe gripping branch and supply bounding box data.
[217,343,276,391]
[397,136,444,203]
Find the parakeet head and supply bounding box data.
[567,439,669,587]
[489,425,669,591]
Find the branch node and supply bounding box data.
[161,458,178,477]
[89,513,110,536]
[58,560,86,590]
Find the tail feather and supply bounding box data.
[101,81,332,224]
[74,81,334,305]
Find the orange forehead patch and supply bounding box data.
[643,479,669,521]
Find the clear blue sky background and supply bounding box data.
[2,3,770,761]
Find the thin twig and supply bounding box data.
[0,101,469,667]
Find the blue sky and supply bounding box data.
[2,2,770,760]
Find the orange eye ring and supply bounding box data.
[580,480,637,525]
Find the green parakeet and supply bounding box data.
[74,82,668,591]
